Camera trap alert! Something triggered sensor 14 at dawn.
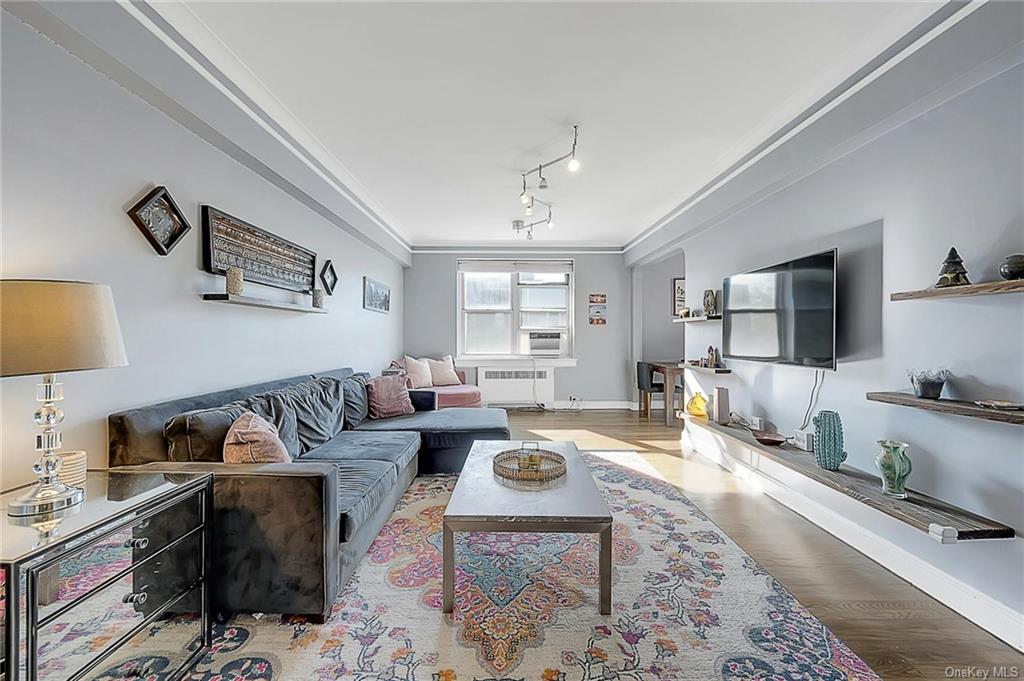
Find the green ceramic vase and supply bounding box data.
[876,440,912,499]
[812,410,847,471]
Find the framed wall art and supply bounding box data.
[126,186,191,255]
[202,205,316,293]
[363,276,391,313]
[320,260,338,295]
[672,277,686,316]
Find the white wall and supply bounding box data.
[403,252,632,403]
[0,17,404,489]
[681,66,1023,620]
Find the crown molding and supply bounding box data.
[7,0,413,265]
[623,1,981,260]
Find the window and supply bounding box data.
[458,260,573,357]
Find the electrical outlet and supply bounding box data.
[793,428,815,452]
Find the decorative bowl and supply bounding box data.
[908,369,949,400]
[493,443,566,482]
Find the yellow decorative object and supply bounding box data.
[686,393,708,417]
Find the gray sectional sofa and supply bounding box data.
[107,367,509,621]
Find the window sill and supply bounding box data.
[455,356,579,368]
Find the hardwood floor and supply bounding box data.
[507,409,1023,680]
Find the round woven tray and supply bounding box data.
[493,447,567,482]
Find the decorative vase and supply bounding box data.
[226,266,245,295]
[999,254,1024,281]
[876,440,912,499]
[686,393,708,418]
[812,410,847,470]
[908,368,949,399]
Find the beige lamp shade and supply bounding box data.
[1,280,128,377]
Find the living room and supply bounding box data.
[1,2,1022,680]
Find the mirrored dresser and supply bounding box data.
[1,470,213,681]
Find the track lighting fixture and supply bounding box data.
[509,125,581,238]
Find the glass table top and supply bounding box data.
[0,470,208,563]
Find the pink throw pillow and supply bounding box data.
[367,374,416,419]
[403,355,433,388]
[426,355,461,386]
[223,411,291,463]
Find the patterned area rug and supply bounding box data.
[69,452,877,680]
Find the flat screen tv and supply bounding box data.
[722,249,836,370]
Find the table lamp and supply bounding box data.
[1,280,128,516]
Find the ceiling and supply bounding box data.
[183,1,942,248]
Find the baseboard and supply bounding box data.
[686,431,1024,652]
[550,400,637,410]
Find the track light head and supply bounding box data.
[538,177,548,190]
[520,191,530,204]
[567,157,580,173]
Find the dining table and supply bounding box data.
[646,359,686,426]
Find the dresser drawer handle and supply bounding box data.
[124,537,150,550]
[122,592,148,605]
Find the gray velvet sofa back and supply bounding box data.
[108,368,354,467]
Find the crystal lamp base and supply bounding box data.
[7,478,85,516]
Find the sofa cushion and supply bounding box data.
[300,430,419,472]
[433,383,483,408]
[332,459,398,543]
[271,377,345,453]
[165,393,299,461]
[342,374,370,429]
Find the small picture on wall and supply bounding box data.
[126,186,191,255]
[589,293,607,304]
[589,304,607,325]
[363,276,391,313]
[672,277,686,316]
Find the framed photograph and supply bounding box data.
[126,186,191,255]
[589,293,607,304]
[320,260,338,295]
[588,304,607,325]
[363,276,391,313]
[672,277,686,316]
[202,205,317,293]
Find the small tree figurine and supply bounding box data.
[934,247,971,288]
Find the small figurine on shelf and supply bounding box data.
[934,247,971,288]
[703,289,717,316]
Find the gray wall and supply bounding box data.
[638,253,685,361]
[0,17,404,489]
[681,66,1023,615]
[404,252,632,403]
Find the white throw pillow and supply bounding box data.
[426,355,461,386]
[403,355,433,388]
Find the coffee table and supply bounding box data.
[442,440,613,615]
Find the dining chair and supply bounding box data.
[636,362,683,419]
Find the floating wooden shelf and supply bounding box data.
[866,391,1024,426]
[679,363,732,375]
[672,314,722,323]
[685,417,1015,542]
[890,279,1024,301]
[201,293,326,313]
